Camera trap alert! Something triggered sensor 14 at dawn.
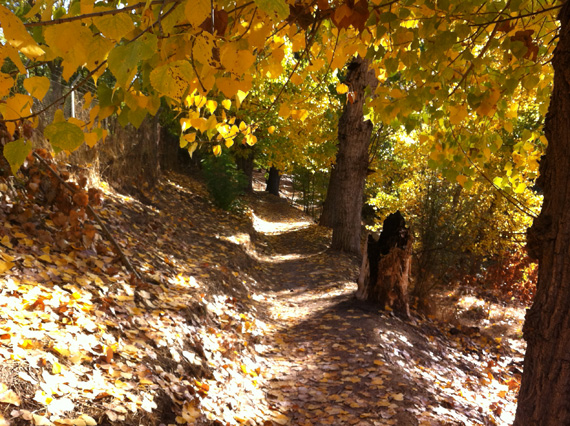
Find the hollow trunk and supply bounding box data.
[319,56,377,254]
[357,211,411,319]
[514,3,570,424]
[266,166,281,197]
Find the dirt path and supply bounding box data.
[246,194,523,426]
[0,172,524,426]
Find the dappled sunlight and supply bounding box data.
[0,168,528,425]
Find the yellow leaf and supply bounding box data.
[220,44,255,75]
[181,132,196,148]
[188,142,198,157]
[206,115,218,131]
[1,235,13,249]
[190,117,207,132]
[0,72,14,97]
[245,134,257,146]
[216,77,240,98]
[0,44,26,74]
[0,413,8,426]
[93,13,135,41]
[213,145,221,156]
[290,72,303,85]
[236,90,248,107]
[32,414,52,425]
[84,132,99,148]
[150,60,193,99]
[268,126,275,134]
[336,83,349,94]
[184,0,210,27]
[192,94,206,109]
[0,94,33,134]
[0,384,20,406]
[0,260,14,274]
[52,363,62,375]
[449,104,468,125]
[279,104,290,118]
[80,0,95,14]
[0,5,44,58]
[392,393,404,401]
[476,88,501,117]
[222,99,231,110]
[25,0,44,18]
[514,183,526,194]
[206,100,217,114]
[272,413,289,425]
[456,175,468,187]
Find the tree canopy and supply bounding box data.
[0,0,557,191]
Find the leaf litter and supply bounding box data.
[0,171,525,425]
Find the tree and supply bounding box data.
[320,56,377,254]
[0,0,566,421]
[514,2,570,424]
[357,211,412,318]
[265,166,281,196]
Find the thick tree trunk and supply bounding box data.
[266,166,281,197]
[319,56,378,254]
[357,211,411,319]
[514,3,570,424]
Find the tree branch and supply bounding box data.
[24,0,180,27]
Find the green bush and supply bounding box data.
[201,151,247,211]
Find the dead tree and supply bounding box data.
[357,211,412,319]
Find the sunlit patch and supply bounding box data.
[251,211,313,235]
[168,274,200,289]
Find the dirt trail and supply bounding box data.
[246,193,523,426]
[0,171,524,426]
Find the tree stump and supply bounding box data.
[357,211,412,319]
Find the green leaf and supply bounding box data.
[44,121,85,152]
[254,0,290,20]
[97,82,113,108]
[522,75,540,92]
[3,138,31,174]
[380,12,398,23]
[108,34,157,87]
[129,107,148,129]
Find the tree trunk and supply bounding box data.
[319,56,378,254]
[236,145,254,193]
[514,3,570,424]
[266,166,280,196]
[357,211,411,319]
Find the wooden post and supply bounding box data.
[356,211,412,319]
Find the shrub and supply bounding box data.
[201,151,247,211]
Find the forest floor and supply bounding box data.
[0,170,526,426]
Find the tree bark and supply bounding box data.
[319,56,378,254]
[266,166,281,197]
[514,3,570,424]
[357,211,411,319]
